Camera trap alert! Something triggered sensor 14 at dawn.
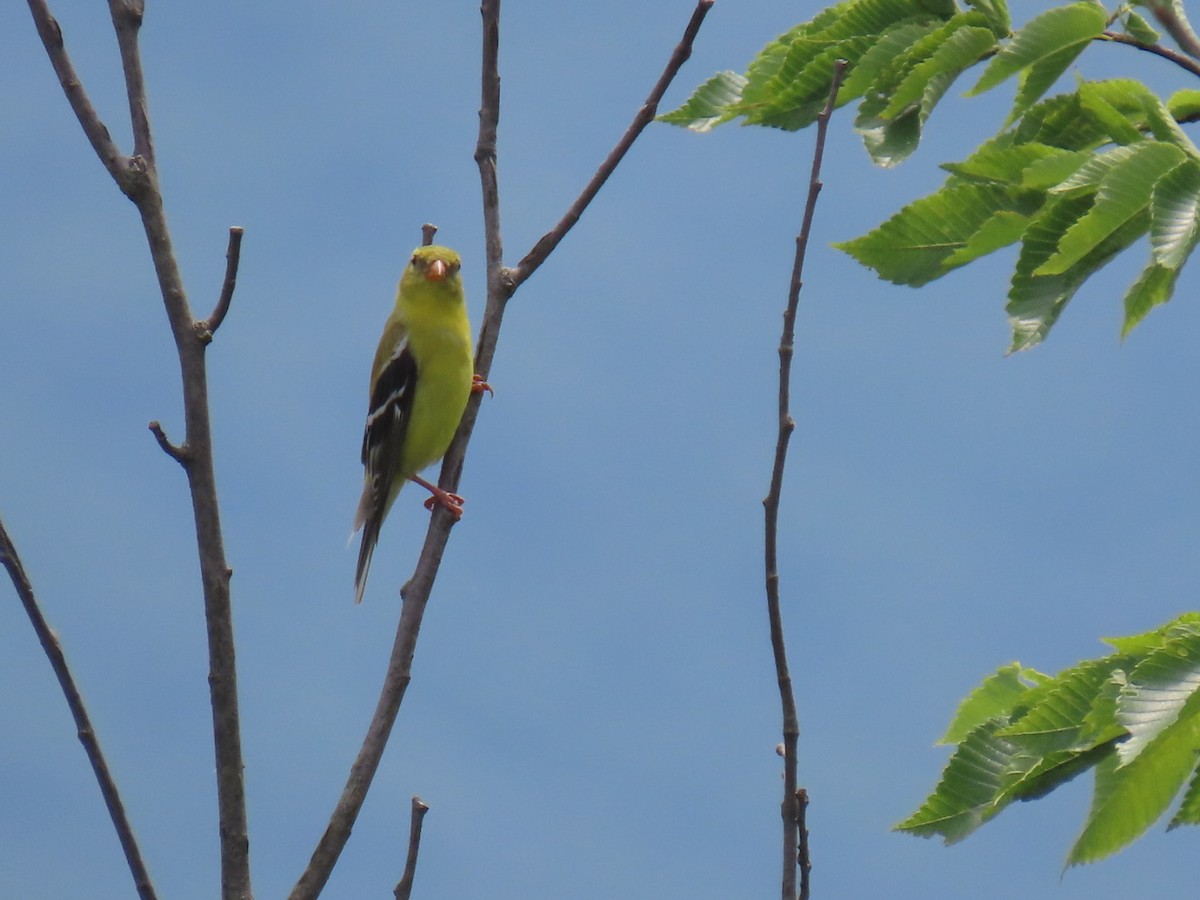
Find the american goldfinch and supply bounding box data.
[353,245,475,604]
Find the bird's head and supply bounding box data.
[409,245,461,285]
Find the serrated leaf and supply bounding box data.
[1068,688,1200,865]
[1012,92,1112,151]
[658,72,747,132]
[836,184,1040,283]
[1078,80,1148,146]
[1151,159,1200,267]
[882,24,997,119]
[966,0,1010,34]
[1123,262,1182,338]
[940,663,1040,744]
[942,210,1034,267]
[1036,141,1183,275]
[896,718,1018,843]
[1168,765,1200,828]
[1009,42,1089,124]
[1001,658,1122,754]
[1002,741,1118,802]
[840,20,944,101]
[1116,630,1200,763]
[1020,148,1093,188]
[970,3,1107,97]
[1006,193,1148,352]
[945,141,1076,185]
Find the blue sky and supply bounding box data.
[3,1,1199,897]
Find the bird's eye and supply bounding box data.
[449,261,461,274]
[411,253,420,267]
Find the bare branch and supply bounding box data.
[421,223,438,246]
[509,0,716,290]
[28,3,252,897]
[393,796,430,900]
[764,58,846,900]
[24,0,130,187]
[107,0,154,167]
[0,515,159,900]
[290,3,716,896]
[199,227,245,342]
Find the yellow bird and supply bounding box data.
[353,245,477,604]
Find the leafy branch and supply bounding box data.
[662,0,1200,352]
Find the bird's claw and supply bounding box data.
[472,373,494,397]
[423,489,465,521]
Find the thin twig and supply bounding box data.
[199,227,245,341]
[1100,29,1200,77]
[764,58,846,900]
[421,223,438,246]
[288,3,715,896]
[27,3,252,897]
[0,516,159,900]
[393,796,430,900]
[796,789,811,900]
[509,0,715,290]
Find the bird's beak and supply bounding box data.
[426,259,448,282]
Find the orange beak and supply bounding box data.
[426,259,448,282]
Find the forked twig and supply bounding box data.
[0,516,159,900]
[288,3,715,896]
[764,58,846,900]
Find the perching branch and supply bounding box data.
[0,517,159,900]
[392,796,430,900]
[287,3,715,896]
[199,227,245,342]
[764,58,846,900]
[26,2,251,897]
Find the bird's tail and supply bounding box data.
[354,524,378,605]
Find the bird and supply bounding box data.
[352,244,478,604]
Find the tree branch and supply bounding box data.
[288,3,715,896]
[509,0,716,290]
[1140,0,1200,60]
[0,516,159,900]
[393,796,430,900]
[1101,29,1200,78]
[27,3,252,897]
[764,58,846,900]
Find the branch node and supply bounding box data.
[148,421,189,465]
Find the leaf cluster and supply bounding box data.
[897,614,1200,864]
[663,0,1200,351]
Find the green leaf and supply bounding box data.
[836,184,1041,284]
[1123,10,1160,44]
[658,72,747,132]
[940,662,1040,744]
[1001,741,1117,802]
[1116,630,1200,764]
[1168,88,1200,121]
[965,0,1010,34]
[1168,765,1200,828]
[1001,658,1125,754]
[1150,158,1200,267]
[1036,141,1184,276]
[970,3,1107,97]
[839,20,944,101]
[1012,92,1113,151]
[882,24,997,119]
[1078,80,1147,146]
[1068,688,1200,865]
[1008,43,1089,124]
[1006,193,1148,352]
[896,718,1018,843]
[944,141,1080,185]
[1123,262,1183,338]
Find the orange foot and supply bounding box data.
[410,474,465,521]
[472,373,494,396]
